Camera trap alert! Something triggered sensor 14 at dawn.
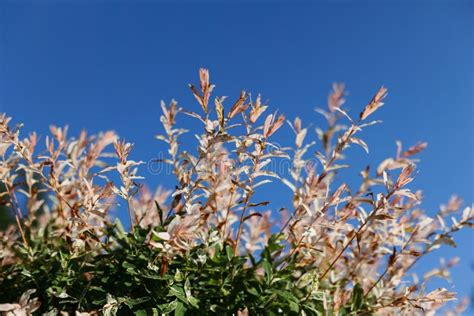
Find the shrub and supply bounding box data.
[0,69,472,315]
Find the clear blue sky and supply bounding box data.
[1,0,473,307]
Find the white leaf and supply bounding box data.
[153,231,171,241]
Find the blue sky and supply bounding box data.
[1,0,473,307]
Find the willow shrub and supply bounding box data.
[0,69,472,315]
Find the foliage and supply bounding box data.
[0,69,472,315]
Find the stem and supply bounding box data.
[365,267,389,298]
[234,194,252,253]
[364,229,416,297]
[282,123,356,246]
[6,184,29,246]
[127,198,134,233]
[233,148,262,253]
[15,215,28,246]
[319,190,395,281]
[221,187,235,241]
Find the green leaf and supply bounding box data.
[135,309,159,316]
[351,283,364,311]
[170,285,187,303]
[184,278,200,308]
[124,296,151,308]
[225,245,234,261]
[175,302,187,316]
[159,300,178,313]
[289,300,300,313]
[246,287,259,296]
[262,259,273,284]
[114,218,127,240]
